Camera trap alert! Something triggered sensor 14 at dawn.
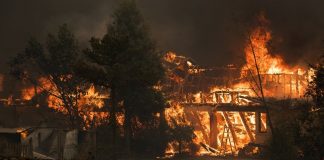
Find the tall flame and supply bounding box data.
[241,12,308,98]
[242,13,292,75]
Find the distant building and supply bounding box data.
[23,126,96,160]
[0,127,32,158]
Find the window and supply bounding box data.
[259,112,267,133]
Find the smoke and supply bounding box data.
[0,74,3,92]
[0,0,323,72]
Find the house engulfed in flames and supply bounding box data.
[163,13,312,156]
[0,13,313,158]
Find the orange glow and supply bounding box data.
[164,102,188,126]
[240,13,308,98]
[21,87,35,100]
[20,77,108,129]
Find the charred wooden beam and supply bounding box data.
[193,111,210,144]
[183,104,214,112]
[216,105,267,112]
[183,103,267,112]
[222,111,237,148]
[238,112,255,141]
[209,111,218,148]
[185,111,209,144]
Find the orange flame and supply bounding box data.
[20,77,108,129]
[241,12,308,98]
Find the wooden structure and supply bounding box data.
[0,128,32,158]
[182,103,270,155]
[163,54,305,155]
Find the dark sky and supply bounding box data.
[0,0,323,72]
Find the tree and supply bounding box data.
[306,54,324,109]
[266,128,298,160]
[269,56,324,160]
[82,0,165,156]
[10,24,87,128]
[168,118,195,154]
[299,54,324,159]
[267,54,324,160]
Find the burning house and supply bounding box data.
[163,13,311,156]
[0,4,317,158]
[0,76,102,159]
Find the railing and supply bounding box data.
[0,143,32,158]
[180,91,251,105]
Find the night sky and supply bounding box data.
[0,0,323,72]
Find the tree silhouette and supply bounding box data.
[81,0,165,156]
[10,24,87,128]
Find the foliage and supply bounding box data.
[266,128,298,160]
[132,123,169,156]
[305,54,324,109]
[298,111,324,159]
[81,0,166,156]
[296,56,324,159]
[10,24,88,128]
[167,118,195,154]
[266,54,324,160]
[299,54,324,159]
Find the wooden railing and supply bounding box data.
[0,143,32,158]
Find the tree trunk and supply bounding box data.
[124,104,132,156]
[248,36,274,135]
[110,84,117,159]
[178,141,182,154]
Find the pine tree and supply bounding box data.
[83,0,165,157]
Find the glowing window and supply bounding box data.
[260,112,267,133]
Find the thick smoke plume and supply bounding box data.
[0,0,323,72]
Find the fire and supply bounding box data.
[164,103,212,155]
[14,12,312,157]
[20,77,108,129]
[242,13,290,75]
[267,58,285,74]
[193,111,211,154]
[164,102,187,154]
[164,52,177,63]
[241,12,308,98]
[164,102,188,126]
[21,87,36,100]
[49,84,108,129]
[79,85,107,109]
[161,13,312,157]
[208,84,252,105]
